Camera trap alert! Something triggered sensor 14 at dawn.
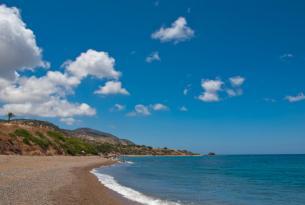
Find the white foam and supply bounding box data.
[91,169,181,205]
[125,160,134,164]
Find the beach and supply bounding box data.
[0,155,136,205]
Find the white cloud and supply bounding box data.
[229,76,245,87]
[0,49,126,120]
[0,71,80,104]
[201,79,223,93]
[65,49,121,80]
[198,77,245,102]
[151,103,169,111]
[146,51,161,63]
[285,93,305,103]
[110,103,125,112]
[0,97,96,118]
[127,104,151,117]
[227,76,245,97]
[95,81,129,95]
[151,17,194,43]
[180,106,188,112]
[0,5,48,80]
[198,92,220,102]
[60,117,76,125]
[0,5,128,122]
[127,103,169,116]
[226,88,243,97]
[198,79,223,102]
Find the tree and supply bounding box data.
[7,112,15,122]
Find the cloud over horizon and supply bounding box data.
[0,5,129,125]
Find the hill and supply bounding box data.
[0,119,197,156]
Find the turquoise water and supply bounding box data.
[93,155,305,205]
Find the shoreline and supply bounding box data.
[123,154,203,157]
[0,155,138,205]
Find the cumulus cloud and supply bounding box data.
[0,48,124,120]
[0,71,80,104]
[0,97,95,118]
[198,76,245,102]
[146,51,161,63]
[127,104,151,116]
[226,76,245,97]
[198,79,223,102]
[151,17,194,43]
[127,103,169,116]
[110,103,126,112]
[151,103,169,111]
[95,81,129,95]
[285,93,305,103]
[229,76,245,87]
[0,5,48,80]
[65,49,121,80]
[0,70,96,121]
[0,5,128,122]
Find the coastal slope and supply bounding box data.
[0,119,197,156]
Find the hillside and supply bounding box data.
[0,119,197,156]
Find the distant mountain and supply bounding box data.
[64,128,134,145]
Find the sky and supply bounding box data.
[0,0,304,154]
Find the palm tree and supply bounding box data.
[7,112,15,122]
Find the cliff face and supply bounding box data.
[0,119,197,156]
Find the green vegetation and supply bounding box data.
[13,129,50,150]
[47,131,66,142]
[7,127,196,156]
[62,137,98,155]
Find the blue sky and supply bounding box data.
[0,0,305,154]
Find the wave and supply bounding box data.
[125,160,134,164]
[91,169,181,205]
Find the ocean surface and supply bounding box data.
[91,155,305,205]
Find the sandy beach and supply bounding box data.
[0,155,136,205]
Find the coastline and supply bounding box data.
[0,155,137,205]
[123,154,203,157]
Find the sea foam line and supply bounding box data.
[90,169,181,205]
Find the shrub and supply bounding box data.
[61,137,98,155]
[15,129,31,145]
[14,129,31,138]
[47,131,66,142]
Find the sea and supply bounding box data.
[91,155,305,205]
